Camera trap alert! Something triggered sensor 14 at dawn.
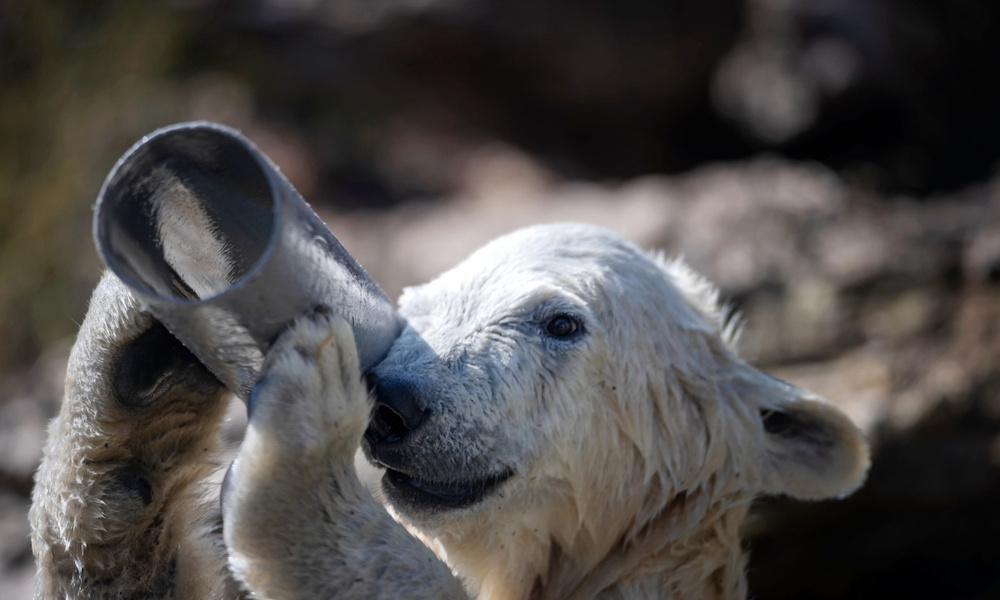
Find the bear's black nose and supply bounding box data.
[365,372,429,445]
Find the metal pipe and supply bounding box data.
[93,121,400,400]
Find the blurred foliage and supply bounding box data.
[0,1,194,370]
[2,0,999,374]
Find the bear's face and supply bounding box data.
[362,223,869,538]
[361,224,706,532]
[364,268,593,513]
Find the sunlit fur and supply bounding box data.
[367,223,868,598]
[30,274,240,599]
[30,223,868,599]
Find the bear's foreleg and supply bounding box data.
[222,309,468,599]
[29,272,240,599]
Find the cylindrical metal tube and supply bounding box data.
[94,121,400,400]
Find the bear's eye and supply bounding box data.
[545,314,580,338]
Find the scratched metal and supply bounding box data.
[94,122,401,400]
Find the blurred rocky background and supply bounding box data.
[2,0,1000,597]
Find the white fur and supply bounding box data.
[151,167,236,298]
[360,223,868,597]
[31,222,869,600]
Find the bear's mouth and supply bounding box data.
[380,467,513,510]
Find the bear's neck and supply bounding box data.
[439,494,752,600]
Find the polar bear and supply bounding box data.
[30,222,869,599]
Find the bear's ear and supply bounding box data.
[755,378,870,500]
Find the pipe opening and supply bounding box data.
[96,126,276,303]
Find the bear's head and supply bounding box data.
[362,222,868,561]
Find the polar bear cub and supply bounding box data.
[32,222,868,600]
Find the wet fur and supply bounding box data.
[31,223,868,599]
